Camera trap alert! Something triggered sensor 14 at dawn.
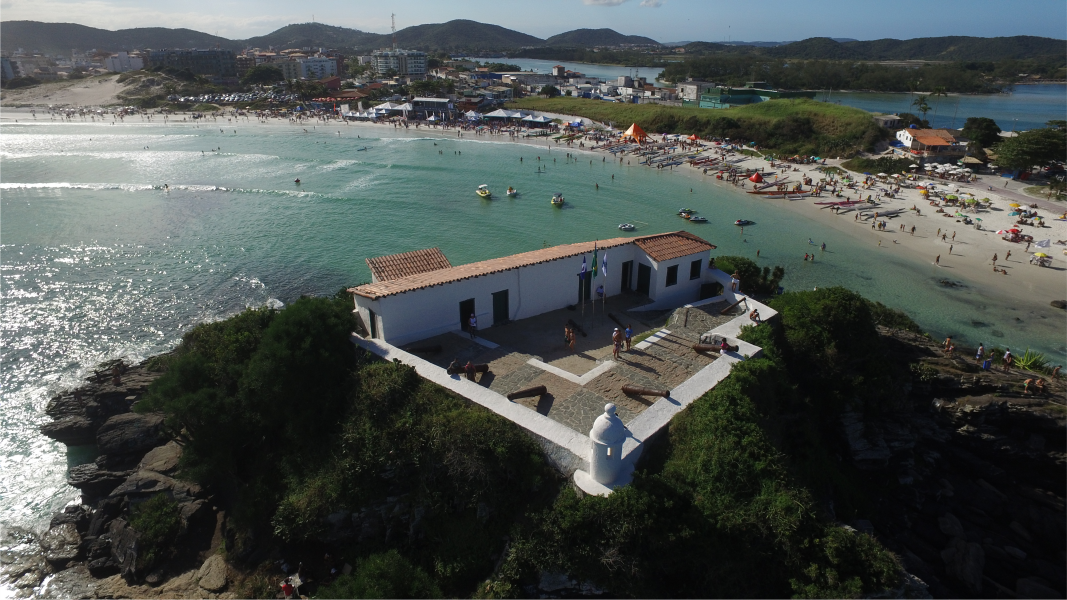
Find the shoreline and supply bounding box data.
[2,106,1064,352]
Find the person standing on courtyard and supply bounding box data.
[612,328,623,360]
[468,313,477,339]
[625,324,633,351]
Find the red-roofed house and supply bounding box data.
[350,232,718,344]
[896,128,967,160]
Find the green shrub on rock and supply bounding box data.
[316,550,441,599]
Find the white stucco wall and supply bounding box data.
[356,243,647,345]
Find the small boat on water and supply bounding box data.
[476,184,492,199]
[506,187,517,197]
[689,216,708,223]
[678,207,696,214]
[619,223,635,231]
[551,193,565,206]
[735,219,752,226]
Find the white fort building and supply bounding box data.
[349,232,775,496]
[351,232,718,345]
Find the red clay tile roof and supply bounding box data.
[351,232,715,300]
[635,231,717,262]
[366,247,452,282]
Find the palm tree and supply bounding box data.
[911,95,931,125]
[930,86,947,124]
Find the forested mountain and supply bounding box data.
[2,19,1062,63]
[0,21,233,54]
[240,23,381,51]
[390,20,543,52]
[764,36,1067,61]
[544,28,659,47]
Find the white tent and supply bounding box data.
[465,110,482,120]
[426,114,439,122]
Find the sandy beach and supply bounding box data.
[3,104,1064,323]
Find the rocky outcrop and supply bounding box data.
[96,413,166,459]
[40,362,160,446]
[29,359,225,595]
[197,554,228,592]
[838,329,1067,598]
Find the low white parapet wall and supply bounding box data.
[351,334,590,476]
[350,287,779,488]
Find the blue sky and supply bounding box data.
[3,0,1066,42]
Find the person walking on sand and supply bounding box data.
[935,254,940,265]
[949,244,953,255]
[1005,250,1012,261]
[975,343,985,365]
[992,253,998,266]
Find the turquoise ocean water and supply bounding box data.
[1,120,1064,534]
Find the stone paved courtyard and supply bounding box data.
[402,297,739,435]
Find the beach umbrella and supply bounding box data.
[996,230,1008,234]
[1009,211,1020,216]
[877,173,888,177]
[1008,203,1021,207]
[1034,252,1049,258]
[946,194,958,200]
[749,172,764,183]
[1008,228,1021,233]
[863,172,872,175]
[920,190,929,195]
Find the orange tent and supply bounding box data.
[621,123,648,142]
[749,172,764,183]
[688,134,700,140]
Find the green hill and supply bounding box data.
[391,19,543,52]
[763,35,1066,61]
[241,22,382,51]
[0,20,233,53]
[544,28,659,47]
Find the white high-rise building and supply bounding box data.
[104,52,144,73]
[371,49,427,77]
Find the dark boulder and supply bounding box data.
[40,523,82,566]
[49,504,90,533]
[108,518,139,580]
[96,413,165,458]
[40,415,97,446]
[67,463,132,500]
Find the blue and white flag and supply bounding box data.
[579,255,587,279]
[1035,239,1050,248]
[601,252,607,279]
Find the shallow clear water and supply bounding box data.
[1,119,1063,534]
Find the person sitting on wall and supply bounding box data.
[749,309,761,323]
[447,358,462,375]
[596,284,604,300]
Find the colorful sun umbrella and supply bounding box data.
[996,230,1008,234]
[1009,203,1021,207]
[1034,252,1049,258]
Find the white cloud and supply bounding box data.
[640,0,663,6]
[583,0,630,5]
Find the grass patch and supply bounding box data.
[508,97,883,157]
[631,329,658,345]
